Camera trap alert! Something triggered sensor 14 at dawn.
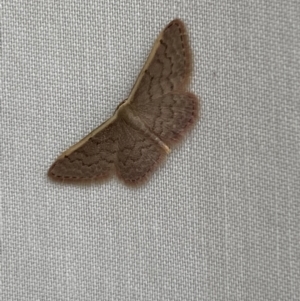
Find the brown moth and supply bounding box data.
[48,19,199,186]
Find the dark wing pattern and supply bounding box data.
[130,19,198,146]
[116,119,166,185]
[48,120,119,181]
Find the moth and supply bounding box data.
[48,19,199,186]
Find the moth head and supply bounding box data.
[114,99,127,113]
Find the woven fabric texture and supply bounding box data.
[2,1,300,300]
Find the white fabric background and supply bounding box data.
[2,1,300,300]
